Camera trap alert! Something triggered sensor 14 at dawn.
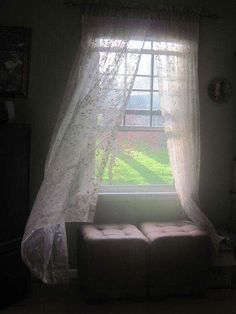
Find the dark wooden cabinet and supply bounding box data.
[0,124,31,309]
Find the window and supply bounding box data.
[97,39,176,193]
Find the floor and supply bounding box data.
[2,281,236,314]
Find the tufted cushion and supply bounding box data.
[81,223,148,240]
[140,221,207,241]
[139,221,213,297]
[77,224,149,300]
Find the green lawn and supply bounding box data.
[102,147,173,185]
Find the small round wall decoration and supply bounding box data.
[208,78,232,104]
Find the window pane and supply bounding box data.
[97,89,124,109]
[100,75,125,90]
[112,75,125,89]
[153,77,159,90]
[152,115,164,127]
[99,52,125,75]
[127,53,140,74]
[154,57,160,76]
[154,55,178,78]
[133,76,151,90]
[153,41,184,52]
[98,38,124,48]
[125,114,150,127]
[117,58,125,74]
[128,91,150,110]
[101,130,173,185]
[154,59,158,76]
[137,54,151,75]
[128,40,151,49]
[153,92,160,110]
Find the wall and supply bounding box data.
[0,0,83,203]
[0,0,235,267]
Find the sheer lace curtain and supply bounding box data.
[22,13,150,284]
[21,8,220,284]
[153,12,222,249]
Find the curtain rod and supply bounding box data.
[63,1,220,20]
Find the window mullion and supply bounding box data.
[150,41,154,127]
[123,52,127,126]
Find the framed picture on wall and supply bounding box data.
[0,26,30,97]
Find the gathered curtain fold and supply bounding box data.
[154,31,222,249]
[22,8,221,284]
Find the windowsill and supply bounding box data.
[99,184,177,198]
[98,191,178,197]
[99,184,176,195]
[96,187,182,223]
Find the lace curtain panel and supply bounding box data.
[22,9,220,284]
[155,39,222,250]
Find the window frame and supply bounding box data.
[97,39,176,194]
